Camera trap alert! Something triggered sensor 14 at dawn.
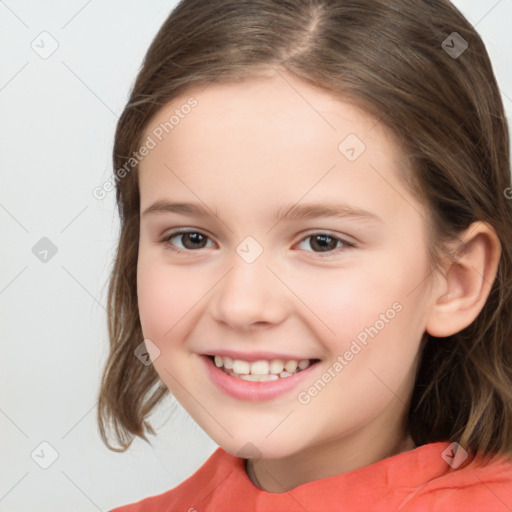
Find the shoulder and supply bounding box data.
[110,448,240,512]
[409,451,512,512]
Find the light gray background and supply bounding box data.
[1,1,511,510]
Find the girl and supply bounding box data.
[98,0,512,510]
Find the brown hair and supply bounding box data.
[97,0,512,463]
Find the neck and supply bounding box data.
[246,432,416,493]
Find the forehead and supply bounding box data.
[137,70,418,224]
[143,70,390,149]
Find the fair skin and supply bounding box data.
[136,68,500,493]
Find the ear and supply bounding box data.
[425,221,501,338]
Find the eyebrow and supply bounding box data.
[142,200,382,223]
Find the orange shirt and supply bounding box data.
[111,441,512,511]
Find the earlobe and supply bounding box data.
[425,221,501,338]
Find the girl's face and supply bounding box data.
[137,70,441,476]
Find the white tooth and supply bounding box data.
[240,374,258,381]
[298,359,310,370]
[232,359,250,374]
[269,359,284,374]
[280,371,293,378]
[254,374,279,381]
[223,356,234,369]
[250,360,269,375]
[241,374,279,382]
[214,355,223,367]
[284,360,298,373]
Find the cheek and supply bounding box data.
[293,251,429,358]
[136,256,202,339]
[288,262,408,339]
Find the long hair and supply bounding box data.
[97,0,512,462]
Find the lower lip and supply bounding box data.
[201,355,319,401]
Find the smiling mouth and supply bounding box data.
[208,355,320,382]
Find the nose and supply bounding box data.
[209,252,291,331]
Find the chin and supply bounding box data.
[215,434,304,461]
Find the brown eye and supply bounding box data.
[161,230,214,251]
[296,233,354,254]
[180,232,208,249]
[309,234,339,252]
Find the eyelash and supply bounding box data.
[158,229,356,255]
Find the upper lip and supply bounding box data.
[202,350,318,362]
